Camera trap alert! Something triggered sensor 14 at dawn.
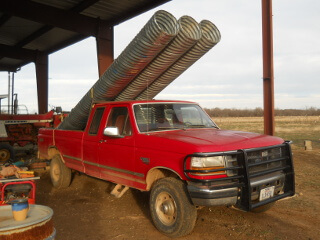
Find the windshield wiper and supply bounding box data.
[182,124,205,129]
[189,124,206,128]
[182,124,219,130]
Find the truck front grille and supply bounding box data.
[236,142,295,210]
[184,141,295,211]
[246,146,288,175]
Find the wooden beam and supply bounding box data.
[0,44,37,61]
[35,53,48,114]
[0,0,108,36]
[70,0,101,12]
[14,0,101,48]
[45,35,87,55]
[0,64,18,72]
[15,25,54,48]
[0,13,11,28]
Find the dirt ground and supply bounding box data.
[32,148,320,240]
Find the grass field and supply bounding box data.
[213,116,320,150]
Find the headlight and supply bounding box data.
[190,156,226,175]
[191,156,225,168]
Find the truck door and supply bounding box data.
[98,106,136,187]
[82,106,105,178]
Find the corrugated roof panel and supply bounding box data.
[82,0,153,20]
[31,0,80,10]
[24,28,80,51]
[0,0,172,71]
[82,1,124,19]
[0,17,44,46]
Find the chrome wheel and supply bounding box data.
[155,192,177,226]
[150,178,197,237]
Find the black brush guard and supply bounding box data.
[184,141,295,211]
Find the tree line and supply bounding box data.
[204,107,320,117]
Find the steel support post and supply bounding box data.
[11,72,14,114]
[7,72,10,114]
[262,0,275,136]
[96,26,114,77]
[35,53,48,114]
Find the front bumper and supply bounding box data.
[187,171,286,207]
[187,182,238,206]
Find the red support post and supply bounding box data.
[261,0,275,136]
[35,53,48,114]
[96,26,114,77]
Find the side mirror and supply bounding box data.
[103,127,124,138]
[55,106,62,113]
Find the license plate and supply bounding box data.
[259,186,275,201]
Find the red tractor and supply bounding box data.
[0,109,66,163]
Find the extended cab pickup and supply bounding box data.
[38,100,295,237]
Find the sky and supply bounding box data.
[0,0,319,114]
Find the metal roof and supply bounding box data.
[0,0,171,72]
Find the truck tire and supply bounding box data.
[0,143,15,164]
[251,202,275,213]
[50,155,71,189]
[149,177,197,238]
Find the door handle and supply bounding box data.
[99,140,107,143]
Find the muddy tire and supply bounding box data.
[150,177,197,238]
[50,155,71,189]
[0,143,15,164]
[251,202,275,213]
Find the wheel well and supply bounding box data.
[146,168,182,191]
[48,147,64,163]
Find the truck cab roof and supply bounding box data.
[93,100,197,107]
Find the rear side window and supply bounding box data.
[89,107,105,135]
[106,107,132,136]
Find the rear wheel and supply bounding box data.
[50,155,71,189]
[150,177,197,238]
[0,143,15,164]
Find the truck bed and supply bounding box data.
[38,128,84,172]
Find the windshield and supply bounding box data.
[133,103,218,132]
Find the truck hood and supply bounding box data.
[143,128,284,153]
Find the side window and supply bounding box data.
[89,107,105,135]
[106,107,132,136]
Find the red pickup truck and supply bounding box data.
[38,100,295,237]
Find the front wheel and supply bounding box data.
[149,177,197,238]
[50,155,71,189]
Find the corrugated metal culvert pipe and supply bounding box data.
[58,10,178,130]
[115,15,202,101]
[136,20,221,100]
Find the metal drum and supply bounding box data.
[0,204,55,240]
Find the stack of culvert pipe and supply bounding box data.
[136,20,221,100]
[58,10,221,131]
[115,15,202,101]
[58,10,178,130]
